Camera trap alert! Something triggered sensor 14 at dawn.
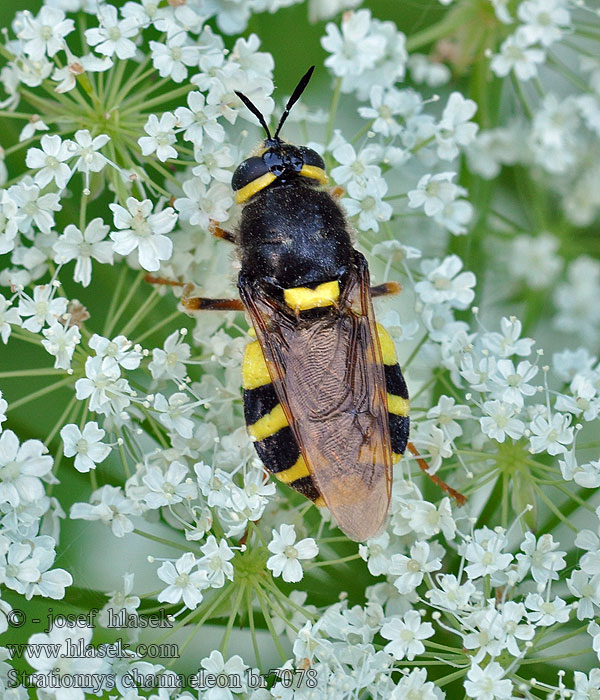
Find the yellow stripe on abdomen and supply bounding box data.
[284,280,340,312]
[376,324,397,365]
[242,340,271,390]
[387,393,410,416]
[275,455,310,484]
[248,403,289,440]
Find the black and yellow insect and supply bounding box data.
[151,67,414,541]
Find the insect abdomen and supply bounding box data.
[242,340,324,505]
[376,323,410,462]
[242,322,409,504]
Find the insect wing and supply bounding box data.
[239,255,393,541]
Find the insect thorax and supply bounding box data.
[238,182,353,290]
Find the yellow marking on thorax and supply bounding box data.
[275,455,310,484]
[242,340,271,390]
[300,165,328,185]
[314,495,326,508]
[376,323,397,365]
[235,172,277,204]
[284,280,340,312]
[387,394,410,416]
[392,452,403,464]
[248,404,288,440]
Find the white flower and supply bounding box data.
[154,392,196,439]
[54,218,114,287]
[465,661,513,700]
[52,53,113,94]
[0,190,22,254]
[0,430,53,507]
[174,91,225,147]
[436,92,479,160]
[60,422,111,473]
[480,400,525,442]
[463,527,513,580]
[391,668,444,700]
[138,113,178,162]
[0,390,6,433]
[489,359,538,408]
[573,669,600,700]
[525,593,571,625]
[331,141,381,186]
[359,532,393,576]
[434,197,474,235]
[75,356,133,415]
[491,30,546,81]
[529,411,574,455]
[70,485,136,537]
[89,333,142,370]
[70,130,110,192]
[157,552,209,610]
[197,535,235,588]
[85,4,139,60]
[482,316,535,358]
[9,179,61,234]
[174,179,232,229]
[389,541,442,594]
[267,523,318,583]
[567,571,600,620]
[499,601,535,656]
[342,177,392,232]
[381,609,434,660]
[149,32,200,83]
[142,461,197,508]
[0,294,22,343]
[510,233,562,289]
[426,574,476,612]
[18,285,67,333]
[110,197,176,272]
[518,0,571,47]
[148,329,191,381]
[358,85,405,137]
[200,651,249,695]
[408,172,460,217]
[192,141,235,184]
[516,532,566,584]
[41,321,81,369]
[18,6,74,60]
[25,134,73,189]
[321,9,384,78]
[415,255,476,309]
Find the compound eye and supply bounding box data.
[298,147,325,170]
[232,157,269,192]
[263,150,285,176]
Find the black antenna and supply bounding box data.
[274,65,315,139]
[235,90,272,140]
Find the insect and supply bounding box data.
[148,67,463,541]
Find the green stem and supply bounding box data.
[7,376,74,412]
[219,582,246,655]
[325,77,342,145]
[132,528,199,553]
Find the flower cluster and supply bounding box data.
[0,0,599,699]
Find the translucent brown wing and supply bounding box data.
[239,252,392,541]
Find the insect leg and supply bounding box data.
[371,282,402,297]
[209,220,236,243]
[407,441,466,505]
[182,296,245,312]
[145,274,244,311]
